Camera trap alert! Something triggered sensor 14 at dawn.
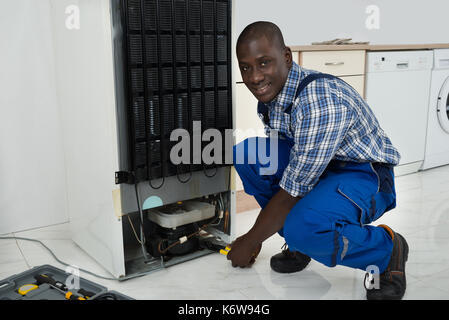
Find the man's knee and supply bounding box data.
[283,207,334,255]
[283,209,311,252]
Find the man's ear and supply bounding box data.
[284,46,293,68]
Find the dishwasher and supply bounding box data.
[365,50,433,176]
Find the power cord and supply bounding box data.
[134,183,157,264]
[0,235,118,281]
[127,215,144,245]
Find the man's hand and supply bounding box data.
[226,188,301,269]
[227,234,262,268]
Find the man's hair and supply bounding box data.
[236,21,286,52]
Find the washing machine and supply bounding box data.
[422,49,449,170]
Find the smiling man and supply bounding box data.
[229,21,409,300]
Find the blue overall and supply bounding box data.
[234,74,396,273]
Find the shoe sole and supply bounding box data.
[270,263,308,274]
[270,257,311,274]
[393,233,409,300]
[366,232,409,300]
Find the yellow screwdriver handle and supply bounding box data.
[65,291,86,300]
[219,246,232,256]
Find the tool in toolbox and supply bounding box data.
[34,274,88,300]
[64,291,86,300]
[0,265,133,300]
[34,274,66,291]
[78,288,95,299]
[17,284,39,296]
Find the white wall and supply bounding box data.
[235,0,449,46]
[0,0,68,234]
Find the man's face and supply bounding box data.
[237,36,292,103]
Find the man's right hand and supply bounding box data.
[227,235,262,268]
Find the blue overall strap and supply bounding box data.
[257,101,270,124]
[284,73,337,115]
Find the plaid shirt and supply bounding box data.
[258,62,401,197]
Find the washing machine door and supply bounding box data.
[437,76,449,133]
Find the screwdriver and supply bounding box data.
[220,245,260,265]
[34,274,86,300]
[219,246,231,256]
[34,274,67,291]
[78,288,95,299]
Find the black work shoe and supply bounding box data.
[365,225,409,300]
[270,243,311,273]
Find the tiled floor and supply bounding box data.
[2,164,449,300]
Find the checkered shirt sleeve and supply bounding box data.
[279,90,356,197]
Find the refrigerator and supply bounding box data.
[51,0,237,280]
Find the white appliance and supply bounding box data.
[50,0,237,280]
[421,49,449,170]
[365,50,433,176]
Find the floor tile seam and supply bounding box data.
[11,233,31,270]
[11,235,74,270]
[12,221,69,237]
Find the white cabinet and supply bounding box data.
[338,75,365,97]
[234,83,265,191]
[298,50,366,98]
[299,50,365,76]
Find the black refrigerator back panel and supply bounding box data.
[120,0,232,183]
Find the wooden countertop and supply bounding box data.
[290,43,449,52]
